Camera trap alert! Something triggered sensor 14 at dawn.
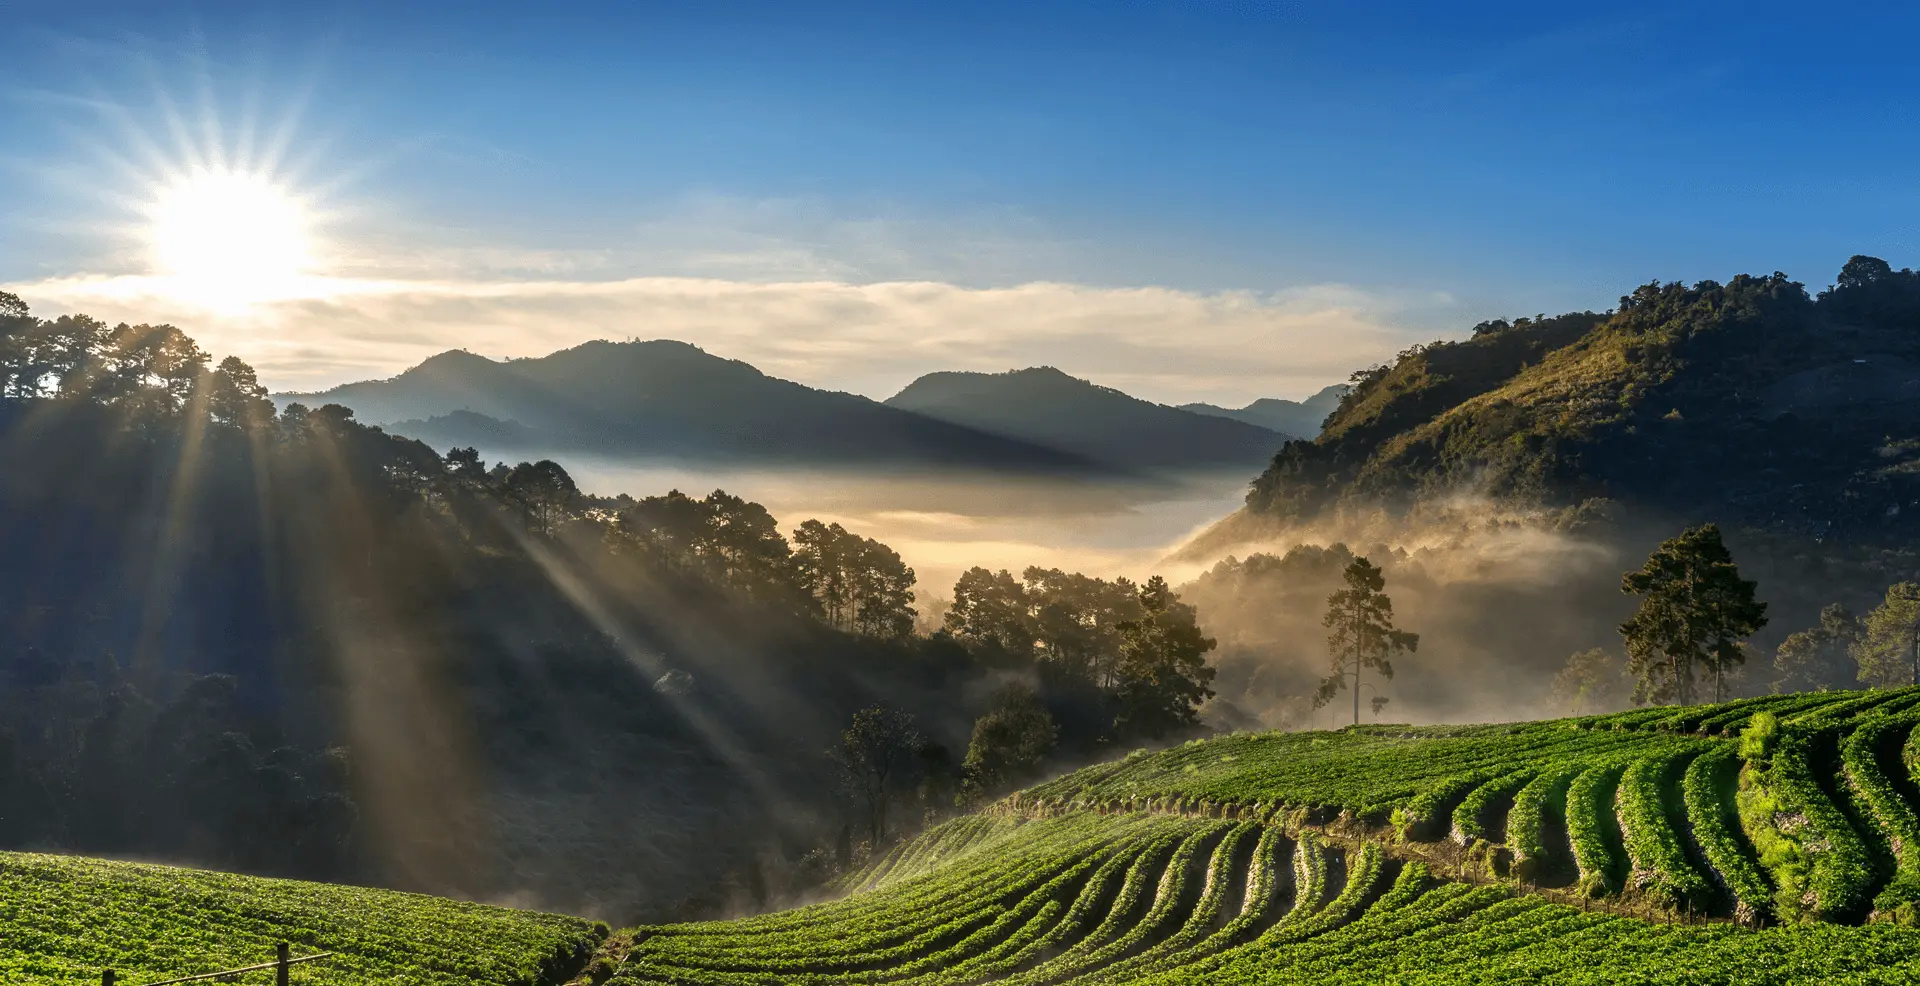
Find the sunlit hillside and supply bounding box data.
[617,689,1920,984]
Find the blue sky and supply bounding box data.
[5,1,1920,400]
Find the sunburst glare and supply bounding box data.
[144,166,315,310]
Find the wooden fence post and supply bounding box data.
[277,943,290,986]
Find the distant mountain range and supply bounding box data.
[1179,384,1348,439]
[885,367,1291,471]
[278,342,1305,476]
[280,341,1104,473]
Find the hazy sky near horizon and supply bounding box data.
[5,1,1920,402]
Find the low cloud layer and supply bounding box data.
[9,272,1441,404]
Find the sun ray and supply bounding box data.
[133,365,216,670]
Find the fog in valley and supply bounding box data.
[561,459,1251,593]
[526,452,1656,731]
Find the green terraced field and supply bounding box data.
[0,852,604,986]
[622,687,1920,985]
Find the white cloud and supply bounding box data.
[7,272,1443,405]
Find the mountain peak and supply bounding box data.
[886,366,1287,471]
[398,348,504,380]
[274,342,1110,474]
[1179,384,1346,438]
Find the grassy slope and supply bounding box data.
[619,689,1920,985]
[0,853,603,986]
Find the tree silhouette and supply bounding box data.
[1774,603,1860,693]
[793,520,917,639]
[830,706,922,847]
[1111,576,1216,739]
[1854,583,1920,688]
[1024,567,1140,688]
[207,355,275,429]
[958,684,1057,805]
[503,459,579,535]
[1552,648,1623,715]
[944,567,1034,653]
[1315,557,1418,726]
[1619,524,1767,705]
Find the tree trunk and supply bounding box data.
[1353,661,1360,728]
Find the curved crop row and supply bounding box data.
[1508,766,1578,882]
[1739,725,1879,923]
[1397,771,1495,841]
[1451,770,1536,845]
[1694,691,1853,737]
[1204,845,1397,977]
[1127,823,1293,978]
[1286,834,1331,923]
[1565,762,1627,896]
[1787,689,1920,727]
[979,822,1227,986]
[1681,745,1773,923]
[1069,822,1258,985]
[1615,752,1711,910]
[857,814,1002,892]
[1841,715,1920,922]
[925,838,1141,984]
[991,830,1187,986]
[670,816,1051,940]
[628,828,1143,986]
[640,816,1130,967]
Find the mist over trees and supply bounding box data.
[1185,256,1920,723]
[1772,604,1860,693]
[21,253,1920,925]
[1855,583,1920,688]
[830,707,923,847]
[958,684,1057,806]
[1314,557,1418,726]
[939,565,1216,748]
[1552,648,1625,716]
[792,520,917,639]
[0,292,1234,920]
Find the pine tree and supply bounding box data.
[1315,557,1418,726]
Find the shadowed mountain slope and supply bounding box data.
[281,341,1107,473]
[885,366,1290,472]
[1180,383,1347,439]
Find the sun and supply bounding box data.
[145,167,313,309]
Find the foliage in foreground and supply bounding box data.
[619,689,1920,984]
[0,852,601,986]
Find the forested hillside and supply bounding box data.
[1169,258,1920,725]
[1246,258,1920,537]
[0,293,1222,922]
